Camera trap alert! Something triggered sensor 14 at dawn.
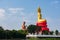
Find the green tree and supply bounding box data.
[0,26,4,39]
[17,30,27,39]
[50,31,54,35]
[5,30,13,39]
[10,30,17,38]
[18,30,28,35]
[55,30,59,35]
[0,26,4,30]
[27,25,37,34]
[42,30,49,35]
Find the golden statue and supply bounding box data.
[37,7,46,22]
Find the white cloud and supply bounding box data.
[51,0,59,4]
[0,8,5,19]
[8,8,24,13]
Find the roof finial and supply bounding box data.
[38,7,41,13]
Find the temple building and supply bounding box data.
[36,7,49,33]
[21,7,49,34]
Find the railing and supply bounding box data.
[26,35,60,38]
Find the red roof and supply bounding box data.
[42,27,49,31]
[36,21,49,31]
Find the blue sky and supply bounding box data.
[0,0,60,31]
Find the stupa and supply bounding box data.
[36,7,49,32]
[22,21,26,30]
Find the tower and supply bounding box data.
[22,21,26,30]
[36,7,49,33]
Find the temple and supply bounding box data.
[36,7,49,33]
[21,7,49,34]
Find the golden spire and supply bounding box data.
[38,7,41,13]
[38,7,42,22]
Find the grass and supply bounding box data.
[28,37,60,40]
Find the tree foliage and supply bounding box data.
[49,31,54,35]
[0,25,59,39]
[27,25,37,34]
[42,30,49,35]
[55,30,59,35]
[0,27,26,39]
